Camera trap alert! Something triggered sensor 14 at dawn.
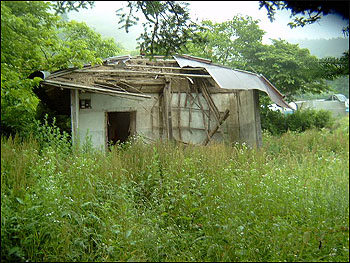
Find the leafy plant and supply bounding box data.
[1,1,123,136]
[1,117,348,261]
[260,107,334,135]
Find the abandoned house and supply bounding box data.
[33,54,293,150]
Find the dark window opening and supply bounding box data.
[107,111,136,146]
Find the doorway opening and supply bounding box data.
[106,111,136,146]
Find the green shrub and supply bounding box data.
[32,114,71,155]
[1,113,349,262]
[1,125,349,262]
[260,107,287,135]
[261,107,335,135]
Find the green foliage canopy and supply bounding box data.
[183,16,330,99]
[117,1,348,87]
[116,1,203,56]
[259,1,349,35]
[1,1,122,136]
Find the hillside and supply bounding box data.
[287,37,349,58]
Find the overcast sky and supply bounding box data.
[67,1,349,49]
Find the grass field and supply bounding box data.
[1,116,349,262]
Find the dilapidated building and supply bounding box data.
[35,54,292,150]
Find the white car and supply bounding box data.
[268,102,296,115]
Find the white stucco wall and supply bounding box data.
[77,92,161,150]
[76,89,259,149]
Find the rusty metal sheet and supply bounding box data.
[174,55,294,109]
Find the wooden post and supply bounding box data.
[177,90,182,141]
[158,93,164,139]
[163,78,173,140]
[254,90,262,148]
[195,86,210,140]
[199,80,220,124]
[202,109,230,146]
[70,89,79,145]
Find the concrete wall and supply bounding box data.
[76,89,261,150]
[77,92,161,150]
[214,90,261,147]
[297,100,347,117]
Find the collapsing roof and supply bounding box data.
[37,54,293,110]
[174,55,293,109]
[34,54,293,148]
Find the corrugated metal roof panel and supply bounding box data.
[174,55,293,109]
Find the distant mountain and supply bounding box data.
[287,37,349,58]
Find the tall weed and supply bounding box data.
[1,116,349,262]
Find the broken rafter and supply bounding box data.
[119,80,148,94]
[131,58,177,63]
[125,64,205,71]
[195,85,210,140]
[177,90,182,141]
[73,69,212,79]
[199,79,220,124]
[104,78,165,86]
[202,109,230,146]
[94,80,127,91]
[42,79,151,99]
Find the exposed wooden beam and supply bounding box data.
[202,109,230,146]
[42,80,151,99]
[103,78,166,86]
[163,78,173,140]
[130,58,177,63]
[199,80,220,124]
[70,90,78,145]
[125,64,205,71]
[73,69,212,78]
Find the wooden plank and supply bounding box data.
[195,86,210,140]
[158,93,164,139]
[171,106,210,112]
[150,96,161,135]
[125,64,205,71]
[227,92,240,143]
[237,91,241,142]
[199,80,220,124]
[73,69,212,78]
[75,89,79,133]
[152,126,207,131]
[42,80,151,99]
[237,90,255,145]
[70,90,77,145]
[185,88,193,134]
[177,91,182,141]
[105,112,108,152]
[94,81,126,92]
[187,92,210,118]
[163,78,173,140]
[130,58,177,63]
[254,90,262,148]
[103,78,165,85]
[202,109,230,146]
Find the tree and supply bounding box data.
[319,50,349,78]
[183,16,266,68]
[1,1,122,136]
[116,1,203,56]
[252,39,329,98]
[259,1,349,81]
[259,1,349,35]
[52,1,95,14]
[183,16,330,100]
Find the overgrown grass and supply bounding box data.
[1,117,349,262]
